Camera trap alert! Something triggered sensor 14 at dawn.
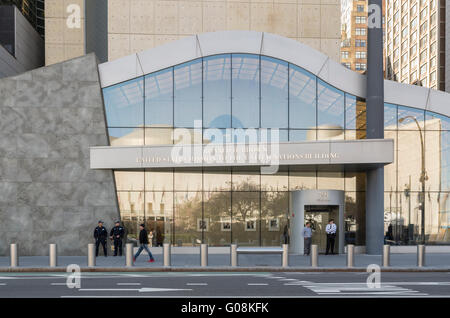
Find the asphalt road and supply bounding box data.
[0,272,449,298]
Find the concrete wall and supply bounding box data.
[107,0,341,62]
[0,54,119,256]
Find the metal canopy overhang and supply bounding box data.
[90,139,394,171]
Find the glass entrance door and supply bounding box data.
[304,205,339,254]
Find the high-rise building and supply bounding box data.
[385,0,447,91]
[0,3,44,78]
[44,0,342,65]
[0,0,44,38]
[340,0,369,73]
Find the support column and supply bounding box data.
[366,0,385,255]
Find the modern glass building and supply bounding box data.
[92,31,450,253]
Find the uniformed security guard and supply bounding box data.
[110,220,125,256]
[94,220,108,257]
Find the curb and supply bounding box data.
[0,267,450,273]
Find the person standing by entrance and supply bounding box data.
[325,219,337,255]
[133,224,155,263]
[302,222,312,255]
[94,220,108,257]
[110,220,125,256]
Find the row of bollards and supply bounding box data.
[7,243,428,268]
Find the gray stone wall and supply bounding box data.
[0,53,119,256]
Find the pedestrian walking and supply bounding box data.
[325,219,337,255]
[94,220,108,257]
[133,224,155,263]
[302,222,312,255]
[110,220,125,256]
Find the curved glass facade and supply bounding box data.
[103,53,450,246]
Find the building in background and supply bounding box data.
[385,0,447,91]
[45,0,342,65]
[340,0,369,73]
[0,0,44,38]
[0,3,44,78]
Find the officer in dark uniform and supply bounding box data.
[109,220,125,256]
[94,220,108,257]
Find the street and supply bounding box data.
[0,272,449,298]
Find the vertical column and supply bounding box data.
[49,244,57,268]
[200,244,208,267]
[88,243,96,267]
[10,244,18,268]
[282,244,289,268]
[366,0,385,255]
[126,243,134,267]
[163,243,171,267]
[230,244,237,267]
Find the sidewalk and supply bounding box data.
[0,250,449,272]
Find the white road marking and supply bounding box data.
[186,283,208,286]
[117,283,141,286]
[78,287,192,292]
[248,283,268,286]
[301,283,429,296]
[51,283,67,286]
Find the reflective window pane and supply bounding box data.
[384,103,397,129]
[145,68,173,126]
[345,94,366,130]
[317,171,344,190]
[231,192,260,245]
[261,56,288,128]
[345,192,366,245]
[174,59,202,127]
[232,168,260,191]
[261,169,288,191]
[232,54,260,128]
[145,191,173,245]
[425,130,450,192]
[317,79,345,128]
[398,131,423,191]
[261,192,289,246]
[145,128,173,145]
[117,191,144,240]
[203,55,232,128]
[384,130,397,191]
[174,192,202,246]
[289,168,316,190]
[115,171,144,191]
[289,65,316,129]
[398,105,425,130]
[103,77,144,127]
[317,129,344,140]
[204,191,231,245]
[425,111,450,130]
[344,172,366,192]
[145,169,173,192]
[174,169,203,191]
[289,129,315,141]
[109,127,144,146]
[203,168,232,192]
[345,130,366,140]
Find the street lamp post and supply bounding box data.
[399,116,427,244]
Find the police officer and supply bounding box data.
[110,220,125,256]
[94,220,108,257]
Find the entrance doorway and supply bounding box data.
[146,217,165,247]
[304,205,339,254]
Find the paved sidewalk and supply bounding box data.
[0,250,449,271]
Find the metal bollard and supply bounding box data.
[126,243,133,267]
[200,244,208,267]
[10,244,18,268]
[88,243,96,267]
[282,244,289,267]
[231,244,237,267]
[346,244,354,268]
[310,244,318,268]
[383,245,390,267]
[163,243,171,267]
[417,244,426,267]
[49,244,57,267]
